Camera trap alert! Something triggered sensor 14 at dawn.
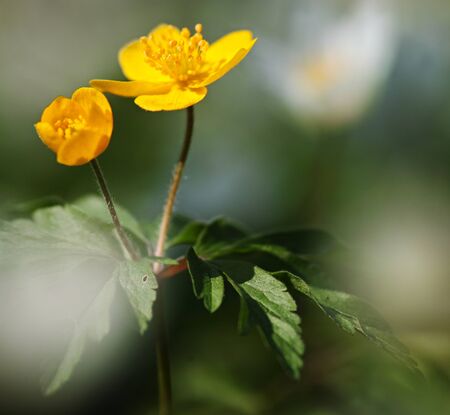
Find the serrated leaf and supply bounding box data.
[0,204,125,394]
[45,276,117,395]
[115,259,158,333]
[0,205,122,262]
[195,218,247,258]
[186,248,225,313]
[183,225,342,290]
[217,260,304,378]
[187,227,343,288]
[74,194,148,244]
[275,271,418,371]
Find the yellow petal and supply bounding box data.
[199,44,256,87]
[206,30,255,62]
[72,87,111,114]
[40,97,83,124]
[119,39,173,82]
[34,121,62,153]
[90,79,172,97]
[134,86,207,111]
[193,32,257,87]
[57,129,110,166]
[72,87,113,136]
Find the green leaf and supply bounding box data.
[167,220,206,248]
[218,260,304,378]
[186,248,225,313]
[0,205,122,262]
[45,276,117,395]
[115,259,158,333]
[232,243,311,272]
[6,195,65,216]
[246,228,341,256]
[275,271,418,371]
[74,194,148,244]
[0,204,126,394]
[142,214,206,253]
[205,236,341,290]
[182,225,341,290]
[195,217,247,258]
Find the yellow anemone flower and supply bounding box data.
[90,24,256,111]
[35,87,113,166]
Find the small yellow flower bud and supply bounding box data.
[35,88,113,166]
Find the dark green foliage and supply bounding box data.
[177,217,417,378]
[186,247,304,377]
[218,260,304,378]
[194,217,247,258]
[276,271,418,371]
[0,201,160,394]
[0,204,418,396]
[167,217,206,248]
[186,248,225,313]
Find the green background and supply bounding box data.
[0,0,449,413]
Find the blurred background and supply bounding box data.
[0,0,449,413]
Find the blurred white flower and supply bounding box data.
[261,0,398,126]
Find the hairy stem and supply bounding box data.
[153,106,195,265]
[154,106,195,415]
[90,159,138,261]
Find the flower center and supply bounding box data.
[140,23,212,83]
[54,115,86,140]
[300,56,344,93]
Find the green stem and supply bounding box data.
[153,106,195,415]
[153,106,195,266]
[90,159,138,261]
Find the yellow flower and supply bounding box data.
[35,87,113,166]
[90,24,256,111]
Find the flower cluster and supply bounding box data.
[35,23,256,165]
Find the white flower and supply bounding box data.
[262,0,398,127]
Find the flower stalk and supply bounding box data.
[90,107,195,415]
[153,106,195,415]
[153,106,195,267]
[35,22,255,414]
[90,159,138,261]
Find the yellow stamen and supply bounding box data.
[181,27,190,38]
[141,23,217,84]
[54,116,86,140]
